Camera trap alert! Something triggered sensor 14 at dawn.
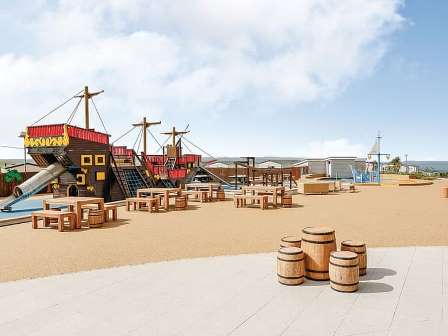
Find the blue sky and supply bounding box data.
[326,0,448,161]
[0,1,446,160]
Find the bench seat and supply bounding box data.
[32,210,76,232]
[185,190,209,202]
[126,197,159,212]
[234,195,268,210]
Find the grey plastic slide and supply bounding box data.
[0,162,66,211]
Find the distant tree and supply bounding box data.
[390,156,401,173]
[3,169,22,184]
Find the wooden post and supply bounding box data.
[75,86,104,129]
[143,117,147,155]
[132,116,161,155]
[234,162,238,190]
[160,126,189,155]
[84,86,89,129]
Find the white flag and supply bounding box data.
[369,140,379,155]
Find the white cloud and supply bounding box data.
[0,0,404,157]
[303,139,366,157]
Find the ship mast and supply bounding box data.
[161,126,190,148]
[132,117,161,155]
[75,86,104,129]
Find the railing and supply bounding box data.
[112,146,134,156]
[144,154,201,165]
[27,124,109,144]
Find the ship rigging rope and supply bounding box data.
[175,124,190,147]
[182,136,218,161]
[66,98,82,124]
[31,89,83,126]
[111,126,138,145]
[91,97,109,135]
[181,141,194,153]
[155,136,171,154]
[136,132,143,153]
[133,127,143,152]
[147,129,164,152]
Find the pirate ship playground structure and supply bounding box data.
[0,86,228,210]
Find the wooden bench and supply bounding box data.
[234,195,268,209]
[104,204,118,221]
[341,183,356,193]
[298,182,330,195]
[32,210,76,232]
[185,190,209,203]
[126,197,159,212]
[82,203,119,222]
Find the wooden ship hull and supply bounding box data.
[0,86,228,210]
[22,124,209,202]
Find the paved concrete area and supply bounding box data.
[0,246,447,335]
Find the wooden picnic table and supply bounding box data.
[185,183,222,201]
[136,188,182,211]
[241,185,285,207]
[43,197,104,229]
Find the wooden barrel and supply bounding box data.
[341,240,367,276]
[217,190,226,201]
[175,196,187,210]
[301,227,336,280]
[282,195,292,208]
[441,187,448,198]
[329,251,359,292]
[280,235,301,248]
[88,209,104,228]
[277,247,304,286]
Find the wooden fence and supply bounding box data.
[206,167,301,185]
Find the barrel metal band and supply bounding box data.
[277,274,305,280]
[302,227,335,235]
[341,241,365,248]
[330,254,358,260]
[302,238,335,244]
[330,280,359,287]
[281,238,301,243]
[329,262,359,268]
[277,257,304,262]
[278,250,304,255]
[331,286,358,293]
[306,269,329,274]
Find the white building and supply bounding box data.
[295,157,365,179]
[257,160,283,169]
[205,161,232,169]
[294,159,327,176]
[325,157,359,179]
[256,160,299,169]
[399,165,419,174]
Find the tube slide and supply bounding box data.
[0,162,66,211]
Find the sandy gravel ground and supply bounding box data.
[0,180,447,282]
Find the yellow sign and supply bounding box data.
[24,125,69,148]
[96,171,105,181]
